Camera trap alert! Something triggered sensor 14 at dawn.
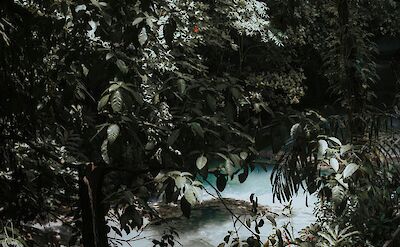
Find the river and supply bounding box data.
[108,166,317,246]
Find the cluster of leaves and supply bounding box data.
[272,114,400,246]
[0,222,26,247]
[0,0,310,245]
[1,0,399,246]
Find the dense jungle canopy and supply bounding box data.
[1,0,400,246]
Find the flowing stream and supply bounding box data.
[109,166,317,246]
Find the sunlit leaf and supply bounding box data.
[111,90,123,113]
[138,27,148,46]
[175,175,186,189]
[132,17,144,26]
[340,144,352,156]
[328,137,342,146]
[240,151,248,160]
[330,158,339,172]
[107,124,120,144]
[196,155,207,170]
[184,186,197,205]
[342,163,359,178]
[331,185,345,205]
[106,52,114,60]
[101,139,110,164]
[318,140,328,159]
[225,160,235,177]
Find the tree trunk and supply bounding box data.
[79,164,109,247]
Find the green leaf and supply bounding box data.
[342,163,359,178]
[196,155,207,170]
[101,139,110,164]
[340,144,352,156]
[184,186,197,205]
[98,94,110,111]
[120,84,144,105]
[111,90,123,113]
[107,124,120,144]
[328,137,342,146]
[116,59,128,74]
[240,151,248,160]
[82,64,89,77]
[177,79,186,94]
[168,129,180,146]
[246,218,251,228]
[318,232,336,245]
[216,174,227,192]
[330,158,339,172]
[175,175,186,189]
[132,17,144,26]
[225,160,235,178]
[229,153,241,166]
[318,140,328,159]
[191,122,204,138]
[106,52,114,60]
[265,215,277,227]
[331,185,345,205]
[238,166,248,183]
[138,27,148,46]
[180,196,191,218]
[108,82,121,92]
[131,91,144,105]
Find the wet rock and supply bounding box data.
[151,198,275,222]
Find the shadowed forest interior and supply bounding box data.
[1,0,400,246]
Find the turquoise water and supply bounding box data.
[109,166,317,246]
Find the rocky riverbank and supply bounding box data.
[150,198,277,223]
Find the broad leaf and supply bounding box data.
[184,186,197,205]
[167,129,180,146]
[330,158,339,172]
[318,140,328,159]
[216,175,227,192]
[180,196,191,218]
[177,79,186,94]
[225,160,235,177]
[116,59,128,74]
[343,163,359,178]
[191,122,204,138]
[98,94,110,111]
[107,124,120,144]
[138,27,148,46]
[238,166,248,183]
[132,17,144,26]
[340,144,352,156]
[196,155,207,170]
[328,137,342,146]
[175,175,186,189]
[331,185,345,205]
[101,139,110,164]
[111,90,123,113]
[240,151,248,160]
